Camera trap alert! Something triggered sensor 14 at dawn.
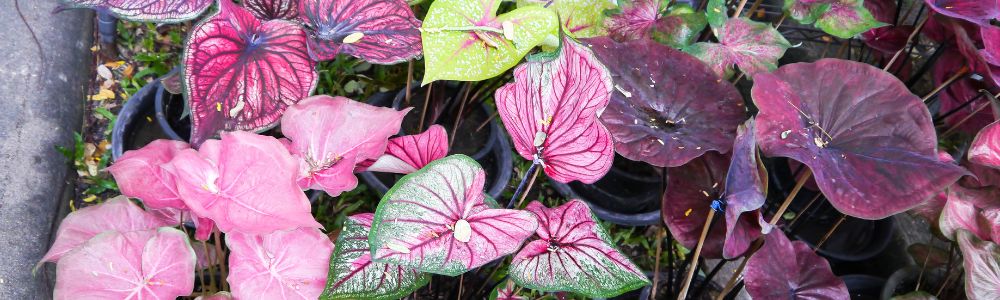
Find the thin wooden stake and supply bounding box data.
[923,66,968,103]
[450,83,473,146]
[942,99,996,137]
[883,16,929,72]
[677,209,716,300]
[715,256,750,300]
[769,169,813,225]
[405,61,414,106]
[418,83,433,132]
[651,227,666,300]
[514,167,541,209]
[814,214,847,251]
[732,0,750,18]
[788,193,823,229]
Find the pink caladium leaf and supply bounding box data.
[243,0,299,20]
[925,0,1000,25]
[957,229,1000,299]
[752,58,967,219]
[495,37,615,183]
[971,120,1000,169]
[982,25,1000,66]
[949,17,1000,89]
[281,95,409,195]
[490,280,527,300]
[299,0,423,64]
[107,139,190,210]
[369,155,539,276]
[227,227,334,300]
[605,0,707,49]
[321,213,429,299]
[195,292,234,300]
[586,37,746,167]
[54,228,196,300]
[509,200,648,297]
[184,0,317,146]
[940,184,1000,242]
[933,49,995,134]
[745,230,849,299]
[39,196,171,265]
[683,17,791,78]
[165,131,321,234]
[786,0,837,24]
[815,0,886,39]
[59,0,212,22]
[367,124,449,174]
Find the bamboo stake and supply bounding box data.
[651,227,666,300]
[677,209,716,300]
[883,16,929,72]
[418,83,433,132]
[922,66,968,103]
[814,214,847,251]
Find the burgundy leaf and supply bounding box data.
[924,0,1000,25]
[495,37,615,183]
[586,37,746,167]
[983,25,1000,66]
[933,49,995,134]
[950,18,1000,90]
[510,200,649,298]
[661,152,727,259]
[60,0,212,22]
[971,120,1000,169]
[107,139,190,210]
[745,230,849,299]
[322,213,428,299]
[39,196,171,265]
[957,230,1000,299]
[722,119,772,258]
[299,0,422,63]
[369,155,539,276]
[367,124,450,174]
[243,0,300,20]
[862,25,913,54]
[183,0,317,146]
[752,59,966,219]
[227,227,333,300]
[682,17,791,78]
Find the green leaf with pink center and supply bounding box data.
[683,17,790,78]
[517,0,618,38]
[321,213,428,299]
[815,0,886,38]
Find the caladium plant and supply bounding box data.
[368,155,539,276]
[243,0,299,20]
[784,0,885,39]
[107,139,190,211]
[58,0,213,22]
[490,280,527,300]
[366,125,450,174]
[184,0,317,146]
[957,229,1000,299]
[226,227,334,300]
[744,230,849,299]
[495,36,615,183]
[509,200,649,298]
[604,0,707,49]
[925,0,1000,25]
[683,17,791,78]
[321,213,428,299]
[299,0,423,64]
[516,0,618,38]
[939,184,1000,243]
[970,120,1000,169]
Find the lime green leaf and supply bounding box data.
[517,0,618,38]
[707,0,728,29]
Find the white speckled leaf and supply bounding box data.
[517,0,618,38]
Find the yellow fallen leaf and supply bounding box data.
[104,61,126,69]
[123,65,135,78]
[89,89,115,101]
[83,195,97,203]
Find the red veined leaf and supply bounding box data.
[721,119,772,258]
[509,200,648,298]
[183,0,317,146]
[971,120,1000,169]
[243,0,299,20]
[299,0,423,64]
[605,0,662,41]
[940,184,1000,242]
[490,280,527,300]
[367,124,450,174]
[495,37,615,183]
[369,155,539,276]
[745,230,849,299]
[683,17,791,78]
[925,0,1000,25]
[54,228,196,300]
[957,229,1000,299]
[752,58,967,219]
[227,227,334,300]
[59,0,212,22]
[107,139,190,210]
[321,213,429,299]
[586,37,746,168]
[605,0,707,48]
[281,95,409,196]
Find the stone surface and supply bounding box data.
[0,0,91,298]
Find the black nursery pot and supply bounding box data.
[111,73,189,161]
[550,156,663,226]
[840,274,887,300]
[359,83,513,200]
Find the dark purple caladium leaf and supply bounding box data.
[605,0,707,49]
[934,49,995,134]
[183,0,317,146]
[661,152,729,259]
[585,37,745,168]
[752,58,966,219]
[369,155,538,276]
[243,0,299,20]
[745,230,849,299]
[510,200,649,298]
[862,25,913,54]
[299,0,422,64]
[957,230,1000,299]
[925,0,1000,25]
[683,17,791,78]
[722,119,772,259]
[321,213,428,299]
[59,0,212,22]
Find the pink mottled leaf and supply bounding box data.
[39,196,171,265]
[300,0,422,64]
[586,37,745,167]
[321,213,428,299]
[243,0,299,20]
[54,228,196,300]
[786,0,836,24]
[227,227,334,300]
[281,95,409,196]
[495,37,614,183]
[510,200,648,298]
[165,131,321,234]
[949,17,1000,90]
[605,1,707,48]
[490,280,527,300]
[108,139,189,210]
[862,25,913,54]
[367,124,449,174]
[369,155,539,276]
[971,121,1000,169]
[939,184,1000,242]
[957,230,1000,299]
[59,0,212,22]
[183,0,317,146]
[683,17,791,78]
[752,59,966,219]
[605,0,662,41]
[815,0,886,39]
[925,0,1000,25]
[745,230,849,300]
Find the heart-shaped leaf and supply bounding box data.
[243,0,299,20]
[815,0,886,39]
[721,119,772,258]
[752,58,966,219]
[684,17,790,78]
[59,0,212,22]
[605,1,707,49]
[39,196,172,265]
[165,131,321,234]
[745,230,848,299]
[367,125,450,174]
[510,200,648,297]
[183,0,317,146]
[587,37,745,167]
[496,37,615,183]
[957,229,1000,299]
[706,0,727,29]
[322,213,428,299]
[369,155,539,276]
[925,0,1000,25]
[227,227,334,300]
[107,139,190,210]
[299,0,423,64]
[785,0,835,24]
[940,184,1000,242]
[54,228,196,299]
[517,0,618,38]
[971,120,1000,169]
[281,95,409,196]
[490,280,527,300]
[421,0,559,84]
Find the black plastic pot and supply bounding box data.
[841,275,887,300]
[359,84,513,200]
[880,267,946,299]
[550,156,663,226]
[111,72,188,161]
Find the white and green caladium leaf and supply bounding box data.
[517,0,618,38]
[683,17,790,78]
[321,213,428,300]
[420,0,559,84]
[489,280,527,300]
[369,155,539,276]
[815,0,886,39]
[509,200,649,298]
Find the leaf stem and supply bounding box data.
[676,208,716,300]
[422,25,504,34]
[451,83,473,146]
[510,163,541,209]
[212,230,229,291]
[651,227,666,299]
[419,83,434,132]
[405,61,414,106]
